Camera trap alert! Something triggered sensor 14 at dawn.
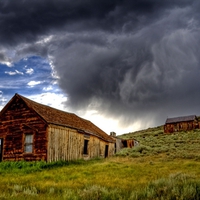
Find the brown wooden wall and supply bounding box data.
[164,120,199,133]
[47,124,115,162]
[0,98,48,161]
[0,97,115,162]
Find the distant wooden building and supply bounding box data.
[0,94,115,162]
[110,132,139,153]
[121,139,139,148]
[164,115,199,133]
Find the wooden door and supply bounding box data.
[0,139,3,161]
[105,145,109,158]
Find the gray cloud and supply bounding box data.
[0,51,11,65]
[1,0,200,130]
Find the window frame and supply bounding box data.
[24,134,33,154]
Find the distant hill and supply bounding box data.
[116,126,200,160]
[119,125,164,139]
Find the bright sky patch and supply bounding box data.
[0,56,67,115]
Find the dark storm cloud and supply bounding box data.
[0,52,11,64]
[0,0,195,44]
[0,52,6,61]
[1,0,200,130]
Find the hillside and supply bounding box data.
[117,126,200,160]
[0,126,200,199]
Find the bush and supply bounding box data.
[0,159,90,173]
[116,145,153,157]
[119,128,200,160]
[132,173,200,200]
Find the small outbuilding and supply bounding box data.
[0,93,115,162]
[164,115,199,133]
[110,132,139,153]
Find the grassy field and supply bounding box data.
[1,127,200,199]
[119,126,200,160]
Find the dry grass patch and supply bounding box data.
[0,157,200,199]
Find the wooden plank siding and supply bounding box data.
[0,94,115,162]
[164,115,199,133]
[0,97,48,161]
[164,121,196,133]
[47,124,115,162]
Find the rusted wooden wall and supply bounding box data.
[47,124,115,162]
[0,97,47,161]
[114,138,123,153]
[112,137,139,152]
[164,121,199,133]
[0,96,115,162]
[121,139,136,148]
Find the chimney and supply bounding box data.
[110,132,116,137]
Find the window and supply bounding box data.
[24,134,33,153]
[83,139,89,154]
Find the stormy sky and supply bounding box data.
[1,0,200,134]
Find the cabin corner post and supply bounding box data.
[46,125,50,162]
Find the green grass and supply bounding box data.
[1,127,200,199]
[0,157,200,199]
[118,127,200,160]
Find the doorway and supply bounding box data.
[0,138,3,162]
[105,145,109,158]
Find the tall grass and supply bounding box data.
[0,159,91,174]
[0,157,200,199]
[1,127,200,199]
[118,128,200,160]
[133,172,200,200]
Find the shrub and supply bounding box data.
[132,173,200,200]
[0,159,93,174]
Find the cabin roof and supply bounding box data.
[165,115,197,124]
[0,93,114,142]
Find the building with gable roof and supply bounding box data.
[0,93,115,162]
[164,115,199,133]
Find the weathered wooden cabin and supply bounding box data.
[0,93,115,162]
[164,115,199,133]
[110,132,139,153]
[121,139,139,148]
